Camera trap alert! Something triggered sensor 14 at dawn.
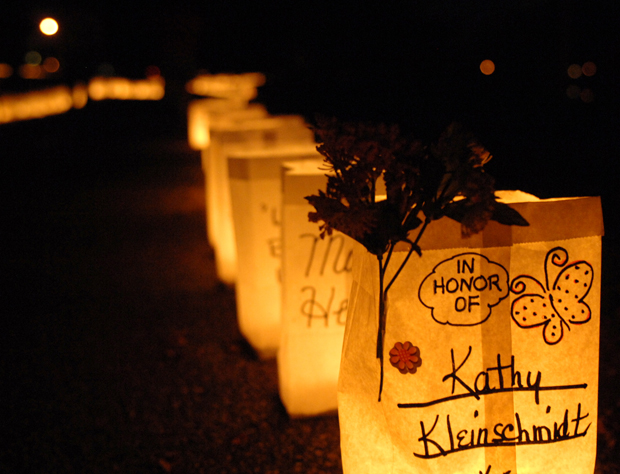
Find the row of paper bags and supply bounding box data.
[187,73,604,472]
[187,79,356,417]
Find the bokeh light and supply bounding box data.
[39,18,59,36]
[567,64,582,79]
[582,61,597,77]
[88,76,165,101]
[0,63,13,79]
[72,83,89,109]
[25,51,42,66]
[186,73,265,99]
[580,88,594,103]
[0,86,73,124]
[479,59,495,75]
[19,64,43,79]
[43,57,60,73]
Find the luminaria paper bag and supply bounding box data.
[207,116,314,284]
[187,97,267,150]
[227,145,321,359]
[278,159,356,417]
[338,194,603,474]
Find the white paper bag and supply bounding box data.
[338,194,603,474]
[278,159,357,417]
[227,145,322,358]
[186,72,265,100]
[187,98,267,150]
[206,115,315,284]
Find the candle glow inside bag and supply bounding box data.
[338,193,603,474]
[187,97,267,150]
[207,116,314,284]
[228,145,321,358]
[278,159,357,417]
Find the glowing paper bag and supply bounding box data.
[186,72,265,100]
[207,116,314,284]
[338,194,603,474]
[278,159,357,417]
[227,145,322,358]
[187,97,267,150]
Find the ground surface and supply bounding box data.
[1,100,618,473]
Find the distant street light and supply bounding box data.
[40,18,59,36]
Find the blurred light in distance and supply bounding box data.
[72,83,88,109]
[25,51,42,65]
[186,99,268,150]
[580,88,594,103]
[567,64,582,79]
[43,57,60,73]
[582,61,597,77]
[145,65,161,78]
[0,63,13,78]
[19,64,43,79]
[479,59,495,75]
[186,73,265,100]
[0,86,73,123]
[566,84,581,99]
[40,18,59,35]
[88,76,165,101]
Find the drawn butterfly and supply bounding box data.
[510,247,593,344]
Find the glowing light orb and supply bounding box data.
[479,59,495,75]
[567,64,582,79]
[19,64,43,79]
[582,61,597,77]
[580,88,594,103]
[40,18,59,35]
[0,63,13,79]
[43,57,60,73]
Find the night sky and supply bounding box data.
[2,1,619,209]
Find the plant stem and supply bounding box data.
[376,252,386,401]
[385,217,431,294]
[376,216,432,402]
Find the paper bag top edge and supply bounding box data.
[496,189,540,203]
[282,160,328,206]
[282,158,325,176]
[210,114,308,132]
[229,152,321,180]
[410,195,603,251]
[227,144,319,160]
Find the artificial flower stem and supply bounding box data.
[376,254,386,402]
[385,218,431,295]
[377,217,432,401]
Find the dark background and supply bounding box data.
[1,2,620,473]
[2,0,619,211]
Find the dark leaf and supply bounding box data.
[491,201,529,226]
[442,199,468,223]
[403,214,423,233]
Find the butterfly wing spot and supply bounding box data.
[543,317,564,344]
[511,294,549,328]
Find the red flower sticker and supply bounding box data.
[389,341,422,374]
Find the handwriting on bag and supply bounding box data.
[419,253,510,326]
[397,346,590,459]
[298,233,353,328]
